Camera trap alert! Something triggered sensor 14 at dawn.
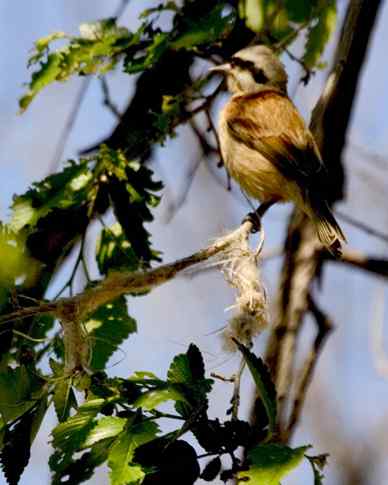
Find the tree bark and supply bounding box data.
[263,0,384,438]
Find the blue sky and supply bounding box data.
[1,1,388,484]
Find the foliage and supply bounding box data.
[0,0,338,483]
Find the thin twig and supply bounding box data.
[49,78,92,173]
[283,47,314,85]
[335,210,388,244]
[100,77,122,119]
[210,372,235,383]
[230,357,246,420]
[48,0,131,172]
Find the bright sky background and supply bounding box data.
[1,1,388,484]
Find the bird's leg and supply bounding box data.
[243,200,276,233]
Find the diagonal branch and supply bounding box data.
[284,295,334,442]
[264,0,384,436]
[0,220,256,327]
[334,248,388,278]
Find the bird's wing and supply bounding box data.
[226,89,328,193]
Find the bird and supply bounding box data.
[210,45,346,256]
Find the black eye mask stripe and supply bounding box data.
[230,56,269,84]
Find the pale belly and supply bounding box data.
[219,120,303,206]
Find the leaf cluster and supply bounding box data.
[0,343,324,484]
[0,0,337,482]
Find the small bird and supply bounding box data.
[210,45,346,255]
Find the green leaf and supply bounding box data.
[128,371,160,381]
[171,4,236,50]
[0,225,39,287]
[20,19,133,111]
[303,2,337,68]
[0,397,48,485]
[50,360,77,423]
[97,146,162,265]
[30,32,67,64]
[125,32,170,74]
[285,0,314,22]
[239,0,265,33]
[51,398,107,452]
[82,416,126,448]
[19,53,62,111]
[50,440,111,485]
[238,444,309,484]
[108,421,159,485]
[235,342,277,435]
[167,344,212,417]
[84,296,137,371]
[0,366,42,423]
[134,386,186,410]
[96,223,139,275]
[10,160,93,232]
[167,343,205,383]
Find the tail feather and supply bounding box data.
[310,201,346,257]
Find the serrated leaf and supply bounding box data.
[19,53,62,111]
[171,4,236,50]
[50,440,111,485]
[10,160,92,232]
[96,223,139,275]
[167,343,205,383]
[82,416,126,448]
[167,344,212,417]
[1,417,32,485]
[0,366,41,423]
[0,397,48,485]
[134,386,186,410]
[238,444,309,484]
[201,456,221,481]
[20,19,132,111]
[108,421,159,485]
[84,296,137,371]
[52,376,77,423]
[303,2,337,68]
[0,225,39,286]
[125,32,170,74]
[51,398,106,452]
[97,146,162,265]
[235,342,277,435]
[52,414,97,453]
[167,354,193,384]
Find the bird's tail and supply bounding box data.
[308,199,346,257]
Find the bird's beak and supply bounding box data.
[209,63,232,75]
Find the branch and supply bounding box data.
[284,295,334,441]
[264,0,383,436]
[101,77,122,119]
[48,0,131,172]
[0,220,255,326]
[336,210,388,244]
[335,249,388,278]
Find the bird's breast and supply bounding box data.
[218,105,299,204]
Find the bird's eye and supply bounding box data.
[252,68,268,84]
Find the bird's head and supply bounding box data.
[210,45,288,94]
